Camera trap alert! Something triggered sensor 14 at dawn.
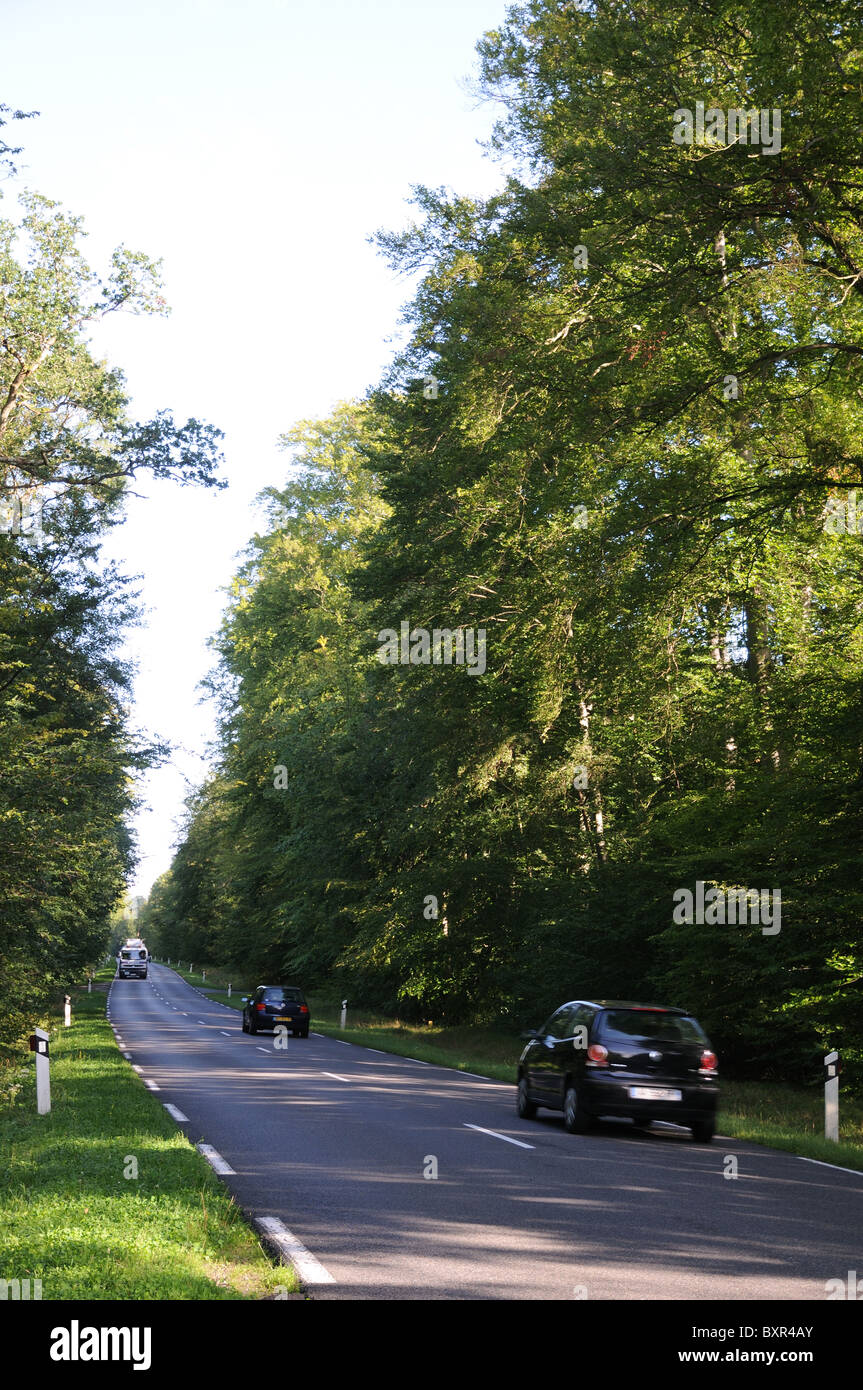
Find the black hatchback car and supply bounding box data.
[517,1000,718,1142]
[242,986,310,1037]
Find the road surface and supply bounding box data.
[106,964,862,1300]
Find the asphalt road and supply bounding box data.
[106,964,862,1300]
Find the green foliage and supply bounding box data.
[150,2,863,1089]
[0,175,225,1058]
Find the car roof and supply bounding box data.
[562,999,689,1014]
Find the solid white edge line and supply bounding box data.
[464,1122,535,1150]
[255,1216,335,1285]
[196,1143,235,1175]
[321,1072,350,1082]
[163,1103,189,1122]
[798,1156,863,1178]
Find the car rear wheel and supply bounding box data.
[241,1015,248,1032]
[563,1083,592,1134]
[248,1015,258,1035]
[517,1076,537,1119]
[691,1119,715,1143]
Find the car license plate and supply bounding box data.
[275,1016,289,1022]
[629,1087,682,1101]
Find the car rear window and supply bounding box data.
[264,988,305,1003]
[599,1010,707,1044]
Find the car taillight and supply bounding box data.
[587,1044,608,1065]
[299,1005,308,1013]
[256,1003,266,1012]
[700,1050,718,1073]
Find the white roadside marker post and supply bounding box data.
[63,994,71,1027]
[340,999,347,1030]
[825,1051,840,1142]
[227,984,232,998]
[202,970,206,983]
[87,976,92,994]
[29,1029,51,1114]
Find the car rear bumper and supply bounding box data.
[584,1071,718,1121]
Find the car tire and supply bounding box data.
[298,1029,309,1038]
[248,1015,258,1035]
[517,1075,537,1119]
[241,1015,248,1032]
[691,1119,715,1143]
[563,1083,592,1134]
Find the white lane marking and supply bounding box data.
[366,1048,388,1055]
[144,1079,160,1091]
[463,1123,535,1150]
[798,1156,863,1179]
[196,1143,235,1175]
[122,1052,132,1060]
[254,1216,334,1285]
[197,1020,207,1025]
[220,1030,232,1036]
[256,1046,270,1054]
[311,1032,325,1037]
[163,1104,189,1122]
[408,1059,431,1066]
[132,1065,143,1073]
[322,1072,350,1082]
[333,1039,351,1046]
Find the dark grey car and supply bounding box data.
[517,999,718,1142]
[242,985,310,1037]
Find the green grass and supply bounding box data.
[0,978,300,1300]
[159,959,863,1171]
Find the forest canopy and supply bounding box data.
[142,0,863,1083]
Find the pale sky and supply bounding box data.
[1,0,511,894]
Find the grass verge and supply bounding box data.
[0,972,300,1299]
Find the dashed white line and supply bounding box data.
[122,1052,132,1060]
[220,1030,232,1036]
[144,1079,160,1091]
[132,1064,143,1073]
[463,1123,535,1150]
[256,1046,269,1054]
[163,1104,188,1122]
[196,1143,235,1175]
[254,1216,334,1285]
[333,1039,351,1046]
[197,1020,207,1025]
[322,1072,350,1082]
